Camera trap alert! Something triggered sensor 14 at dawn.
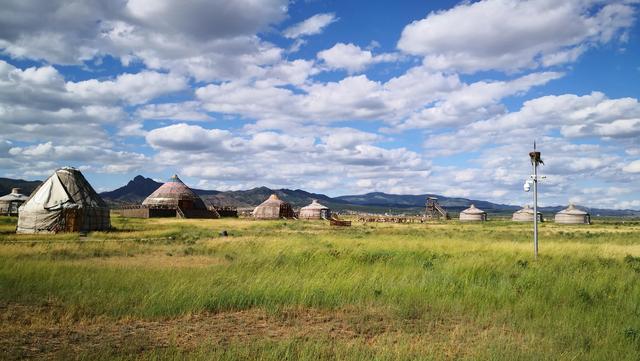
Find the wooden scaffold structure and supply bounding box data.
[425,197,450,220]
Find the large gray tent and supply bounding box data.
[17,167,110,233]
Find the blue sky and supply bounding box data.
[0,0,639,209]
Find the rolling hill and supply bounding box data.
[334,192,518,212]
[0,177,42,197]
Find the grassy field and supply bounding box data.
[1,214,640,360]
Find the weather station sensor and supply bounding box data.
[528,142,544,259]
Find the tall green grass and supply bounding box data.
[1,215,640,360]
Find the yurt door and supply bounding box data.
[64,208,81,232]
[279,204,288,218]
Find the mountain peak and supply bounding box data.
[102,175,162,203]
[126,175,155,185]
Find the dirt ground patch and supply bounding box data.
[0,302,522,360]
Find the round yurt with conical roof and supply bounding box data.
[555,204,590,224]
[253,194,294,219]
[143,174,207,210]
[17,167,110,233]
[512,205,543,222]
[459,204,487,222]
[299,199,331,220]
[139,174,218,219]
[0,188,29,216]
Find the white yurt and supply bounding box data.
[253,194,294,219]
[555,204,591,224]
[459,204,487,222]
[299,199,331,220]
[512,205,543,222]
[17,167,110,233]
[0,188,30,215]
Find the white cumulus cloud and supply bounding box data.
[623,160,640,173]
[317,43,399,73]
[283,13,337,39]
[397,0,635,73]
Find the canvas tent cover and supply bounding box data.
[555,204,591,224]
[459,204,487,221]
[0,188,29,203]
[556,204,588,216]
[253,194,294,219]
[512,205,543,222]
[461,204,486,215]
[0,188,29,214]
[299,199,331,219]
[17,167,110,233]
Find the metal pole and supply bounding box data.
[533,143,538,259]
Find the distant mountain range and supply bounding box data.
[95,175,640,216]
[100,175,219,204]
[0,177,42,196]
[99,176,346,209]
[94,175,474,211]
[2,175,638,216]
[334,192,517,212]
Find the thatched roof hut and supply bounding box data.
[0,188,29,215]
[17,167,110,233]
[299,199,330,220]
[555,204,590,224]
[459,204,487,222]
[512,205,543,222]
[253,194,294,219]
